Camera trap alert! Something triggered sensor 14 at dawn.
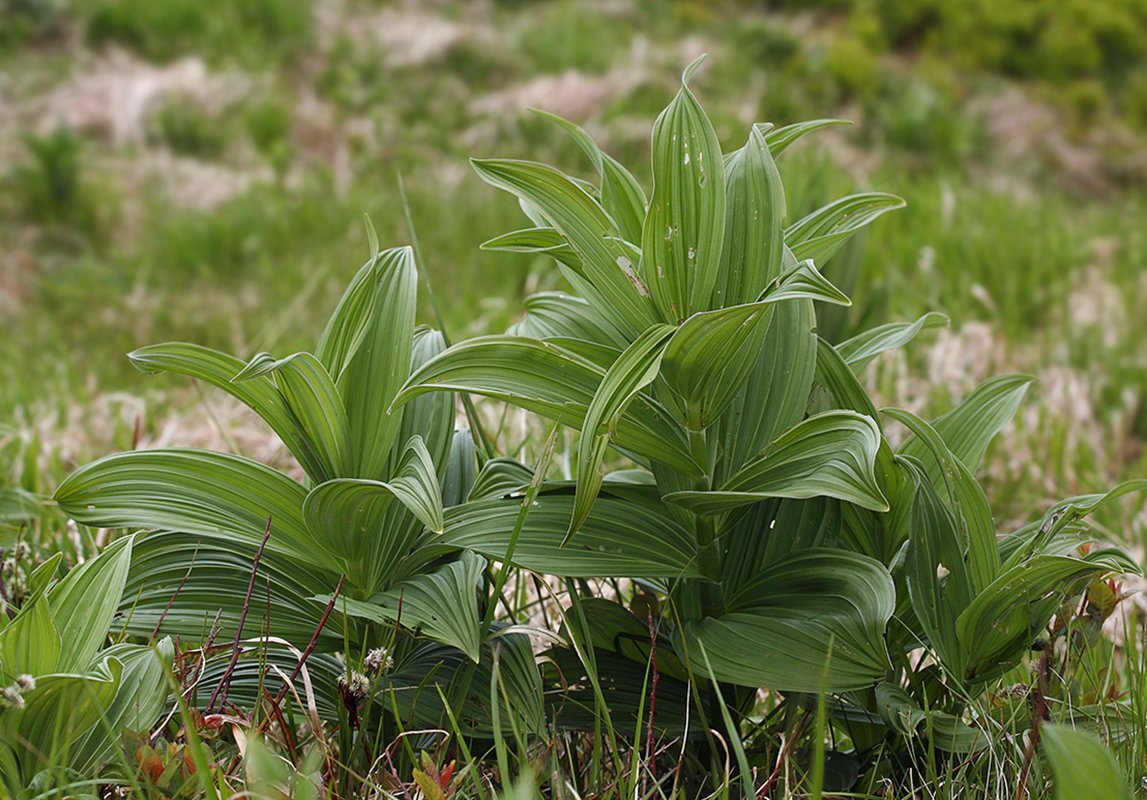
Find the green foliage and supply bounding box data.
[392,59,1143,795]
[84,0,313,67]
[3,128,108,245]
[0,536,173,790]
[146,98,228,160]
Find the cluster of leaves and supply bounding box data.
[15,59,1145,797]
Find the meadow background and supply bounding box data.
[3,0,1147,794]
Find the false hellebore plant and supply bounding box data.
[391,57,1143,785]
[53,239,543,741]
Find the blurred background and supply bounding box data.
[3,0,1147,538]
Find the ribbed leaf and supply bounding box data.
[836,312,949,369]
[315,256,379,385]
[717,298,817,481]
[666,411,888,516]
[46,535,134,673]
[392,336,698,476]
[661,302,774,430]
[482,227,582,271]
[900,374,1034,476]
[787,193,905,267]
[400,327,455,477]
[472,158,655,334]
[570,324,675,541]
[642,56,726,321]
[530,108,648,244]
[875,683,987,753]
[319,553,484,662]
[468,458,533,501]
[128,342,327,482]
[121,531,341,646]
[234,351,351,482]
[441,493,700,578]
[903,460,972,676]
[765,258,851,305]
[815,337,880,422]
[1043,724,1134,800]
[302,439,444,595]
[1011,480,1147,569]
[761,119,851,158]
[53,449,323,569]
[0,659,122,785]
[884,408,999,591]
[957,555,1119,682]
[675,549,893,691]
[342,246,418,482]
[383,631,544,736]
[716,122,785,307]
[0,595,59,678]
[70,639,175,774]
[506,292,630,349]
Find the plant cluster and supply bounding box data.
[0,59,1142,797]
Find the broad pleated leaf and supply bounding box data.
[302,439,443,594]
[957,555,1121,682]
[234,351,351,482]
[531,108,648,244]
[642,57,726,321]
[764,258,851,305]
[383,631,544,736]
[815,337,880,422]
[661,302,775,430]
[761,119,851,158]
[54,448,323,569]
[836,312,949,369]
[716,123,785,308]
[120,530,342,646]
[315,256,380,385]
[1043,724,1134,800]
[506,291,630,349]
[601,154,648,245]
[787,193,905,266]
[469,458,534,502]
[442,493,700,578]
[482,227,582,271]
[903,461,972,677]
[318,553,484,662]
[46,535,134,673]
[341,246,418,481]
[0,658,122,785]
[0,595,59,677]
[570,324,675,541]
[471,158,655,334]
[442,429,479,508]
[128,342,327,482]
[875,683,987,753]
[399,327,455,477]
[666,411,888,516]
[675,549,893,691]
[1010,480,1147,569]
[70,639,175,774]
[884,408,999,591]
[717,298,817,481]
[900,374,1033,476]
[393,336,698,475]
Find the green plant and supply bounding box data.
[53,235,543,790]
[389,59,1142,794]
[0,535,172,791]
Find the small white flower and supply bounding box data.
[337,670,371,701]
[364,647,393,675]
[14,675,35,692]
[0,686,24,709]
[12,543,29,560]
